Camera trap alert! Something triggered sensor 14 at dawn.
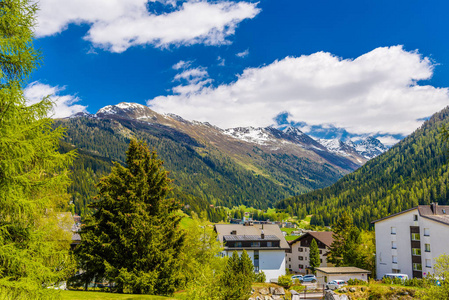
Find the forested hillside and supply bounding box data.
[57,117,290,217]
[276,106,449,229]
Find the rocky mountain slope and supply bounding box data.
[59,102,381,215]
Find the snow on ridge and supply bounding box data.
[223,127,274,145]
[116,102,146,110]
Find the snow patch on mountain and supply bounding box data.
[317,136,387,159]
[224,127,274,145]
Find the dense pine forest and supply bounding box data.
[57,117,296,218]
[276,106,449,229]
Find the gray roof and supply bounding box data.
[316,267,371,274]
[372,204,449,226]
[215,224,289,250]
[223,235,280,241]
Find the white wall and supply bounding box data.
[420,217,449,278]
[375,209,417,279]
[225,249,285,282]
[375,209,449,279]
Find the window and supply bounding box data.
[299,256,304,261]
[392,256,398,264]
[289,257,291,262]
[391,227,396,235]
[426,259,431,268]
[299,248,303,252]
[391,241,397,249]
[299,264,304,269]
[413,214,418,221]
[412,248,421,256]
[251,242,260,247]
[320,259,322,263]
[235,242,242,247]
[424,228,430,236]
[254,253,259,260]
[392,269,401,274]
[319,250,322,254]
[425,244,430,252]
[411,233,420,241]
[289,264,291,269]
[413,263,422,271]
[267,242,272,247]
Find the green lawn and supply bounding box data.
[61,290,188,300]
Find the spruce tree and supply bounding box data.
[309,238,320,274]
[329,212,353,266]
[74,139,184,295]
[0,0,75,298]
[220,250,254,299]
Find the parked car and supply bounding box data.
[301,274,317,283]
[383,273,409,281]
[325,280,347,290]
[291,275,303,283]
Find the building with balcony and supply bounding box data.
[373,203,449,279]
[215,223,289,281]
[285,231,334,274]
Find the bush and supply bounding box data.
[277,274,292,288]
[255,271,266,283]
[347,278,368,286]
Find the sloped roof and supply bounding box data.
[214,224,289,249]
[289,231,334,247]
[372,204,449,226]
[316,267,371,274]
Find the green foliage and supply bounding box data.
[74,140,184,295]
[418,254,449,299]
[276,107,449,229]
[277,274,292,288]
[0,0,75,298]
[218,251,255,300]
[254,271,266,283]
[309,239,320,274]
[329,213,375,275]
[347,278,368,286]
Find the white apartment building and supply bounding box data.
[215,223,289,282]
[373,203,449,279]
[286,231,334,274]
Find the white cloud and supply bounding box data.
[217,56,226,66]
[24,82,87,118]
[34,0,260,52]
[236,49,249,58]
[171,63,212,95]
[148,46,449,136]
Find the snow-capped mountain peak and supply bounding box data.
[224,127,273,145]
[317,136,387,159]
[96,102,158,120]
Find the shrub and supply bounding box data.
[348,278,368,286]
[277,274,292,288]
[255,271,266,283]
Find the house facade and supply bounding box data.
[373,203,449,279]
[215,223,289,281]
[286,231,334,274]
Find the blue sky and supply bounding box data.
[27,0,449,145]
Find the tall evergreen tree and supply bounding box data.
[220,250,255,300]
[0,0,75,298]
[309,239,320,274]
[329,212,353,266]
[74,140,184,295]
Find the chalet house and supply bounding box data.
[286,231,334,274]
[214,223,289,281]
[373,203,449,279]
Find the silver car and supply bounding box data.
[326,280,347,290]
